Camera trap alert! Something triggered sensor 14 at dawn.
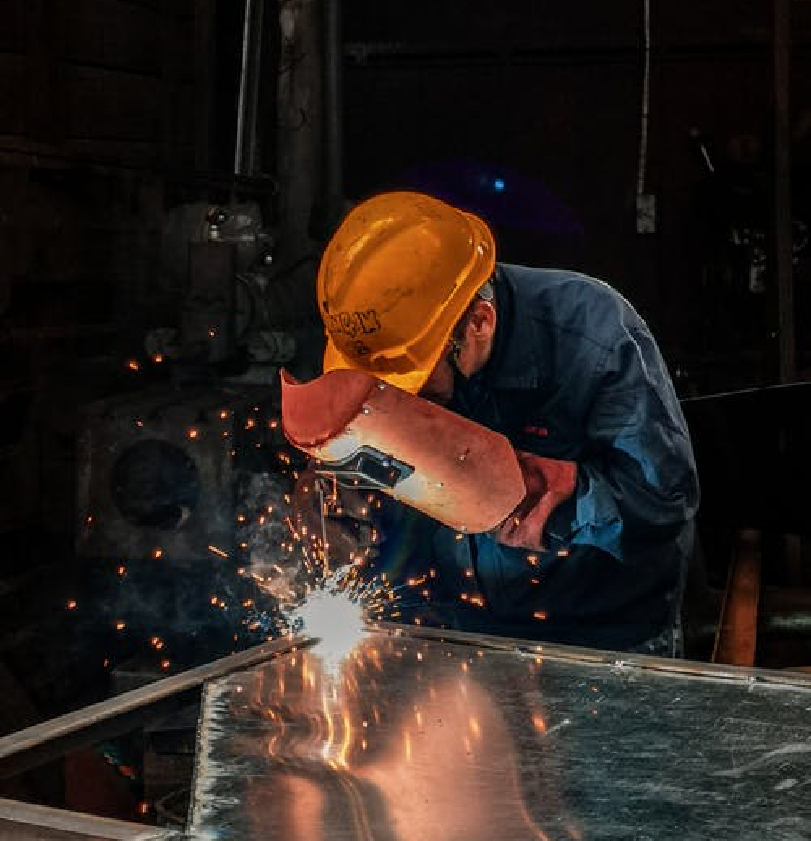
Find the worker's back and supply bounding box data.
[371,263,699,654]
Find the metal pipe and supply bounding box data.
[234,0,255,176]
[0,634,310,779]
[235,0,266,177]
[372,621,811,688]
[245,0,265,175]
[0,797,174,841]
[711,529,761,667]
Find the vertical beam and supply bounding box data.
[234,0,254,176]
[234,0,265,177]
[773,0,794,383]
[245,0,266,176]
[276,0,323,251]
[323,0,344,212]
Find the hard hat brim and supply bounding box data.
[323,335,432,394]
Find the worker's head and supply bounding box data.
[317,191,497,398]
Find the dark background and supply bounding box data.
[2,1,810,393]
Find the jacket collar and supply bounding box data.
[476,264,546,390]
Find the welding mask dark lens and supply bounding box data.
[314,446,414,491]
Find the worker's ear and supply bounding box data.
[466,299,497,342]
[454,299,497,377]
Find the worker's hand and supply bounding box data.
[292,468,382,569]
[493,452,577,551]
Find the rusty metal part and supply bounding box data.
[712,529,762,666]
[280,369,526,533]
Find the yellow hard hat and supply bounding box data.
[317,191,496,393]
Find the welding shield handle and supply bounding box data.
[494,452,577,551]
[292,467,382,568]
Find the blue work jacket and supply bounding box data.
[380,264,700,652]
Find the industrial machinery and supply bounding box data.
[148,201,305,378]
[73,381,303,663]
[77,385,281,565]
[73,198,320,651]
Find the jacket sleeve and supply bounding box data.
[544,325,700,562]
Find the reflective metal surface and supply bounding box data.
[187,629,811,840]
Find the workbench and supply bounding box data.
[1,624,809,839]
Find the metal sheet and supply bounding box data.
[187,629,811,841]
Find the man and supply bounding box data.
[296,191,699,656]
